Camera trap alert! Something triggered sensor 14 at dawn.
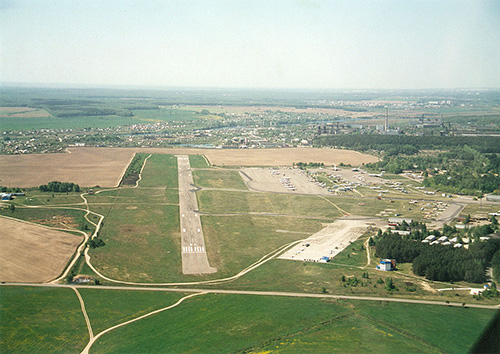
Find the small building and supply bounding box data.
[437,236,448,242]
[388,217,413,225]
[376,259,396,271]
[1,193,12,201]
[485,194,500,202]
[72,275,93,283]
[470,288,486,295]
[319,256,330,263]
[425,235,437,241]
[392,230,410,236]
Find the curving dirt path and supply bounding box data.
[71,287,94,340]
[364,237,372,267]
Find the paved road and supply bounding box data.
[2,282,498,310]
[177,155,216,275]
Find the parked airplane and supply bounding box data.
[369,171,385,178]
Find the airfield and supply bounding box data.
[1,150,499,353]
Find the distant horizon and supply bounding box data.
[2,81,500,93]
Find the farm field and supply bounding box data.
[0,216,84,282]
[0,147,378,188]
[0,106,51,117]
[0,148,135,188]
[0,107,204,131]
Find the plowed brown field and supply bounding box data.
[0,147,378,187]
[0,216,84,282]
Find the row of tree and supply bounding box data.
[39,181,80,193]
[0,186,23,193]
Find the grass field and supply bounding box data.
[77,288,185,334]
[202,215,325,277]
[87,154,183,282]
[3,287,494,354]
[88,293,495,354]
[135,154,178,188]
[89,201,181,282]
[0,286,88,353]
[0,206,90,231]
[192,169,248,190]
[0,286,187,353]
[189,154,210,168]
[197,190,344,218]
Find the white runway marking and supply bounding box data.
[182,246,206,253]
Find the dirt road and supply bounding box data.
[177,155,217,275]
[2,282,498,310]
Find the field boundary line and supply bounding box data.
[80,292,206,354]
[117,152,137,187]
[202,154,211,167]
[71,287,94,340]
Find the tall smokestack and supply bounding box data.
[385,108,388,132]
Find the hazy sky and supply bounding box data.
[1,0,499,89]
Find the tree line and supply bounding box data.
[39,181,80,193]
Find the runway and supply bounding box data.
[177,155,217,274]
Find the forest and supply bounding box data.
[374,220,500,283]
[367,146,500,195]
[314,134,500,153]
